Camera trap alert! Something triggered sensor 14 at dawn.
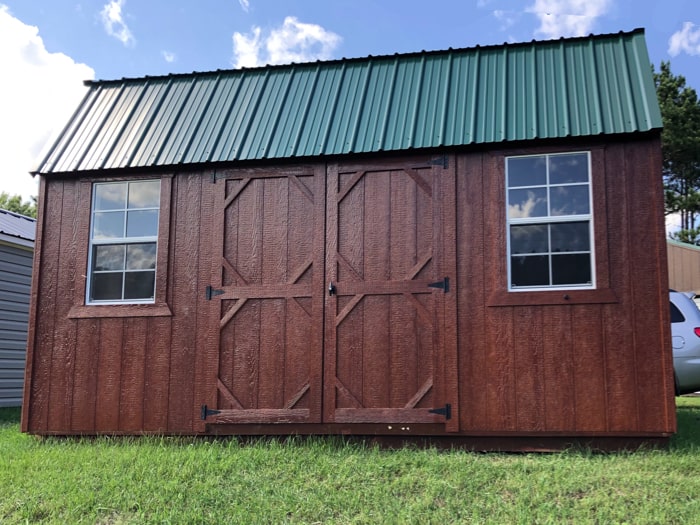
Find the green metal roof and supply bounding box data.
[35,28,662,175]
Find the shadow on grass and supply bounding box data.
[0,406,20,425]
[3,400,700,452]
[671,396,700,451]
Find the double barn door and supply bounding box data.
[203,160,458,432]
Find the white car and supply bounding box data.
[671,290,700,395]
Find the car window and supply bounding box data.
[671,302,686,323]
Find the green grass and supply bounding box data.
[2,401,700,524]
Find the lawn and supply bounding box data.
[2,400,700,524]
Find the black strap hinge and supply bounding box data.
[429,403,452,420]
[201,405,221,420]
[428,277,450,293]
[205,285,225,300]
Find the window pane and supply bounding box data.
[507,156,546,187]
[126,210,159,237]
[126,243,157,270]
[507,188,547,218]
[671,303,685,323]
[94,183,127,211]
[93,245,125,271]
[552,254,591,285]
[511,255,549,287]
[93,211,125,239]
[549,153,588,184]
[550,222,590,252]
[549,184,590,216]
[510,224,548,254]
[128,180,161,209]
[91,273,123,301]
[124,271,155,300]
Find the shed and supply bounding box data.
[667,239,700,294]
[0,208,35,407]
[22,29,675,449]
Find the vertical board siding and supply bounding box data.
[602,144,639,431]
[28,179,63,431]
[0,244,32,407]
[24,136,673,438]
[168,173,202,433]
[47,178,79,429]
[454,137,672,435]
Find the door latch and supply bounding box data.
[328,282,337,296]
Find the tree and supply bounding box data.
[654,61,700,243]
[0,192,37,218]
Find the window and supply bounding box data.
[671,302,685,323]
[506,152,593,290]
[87,180,160,303]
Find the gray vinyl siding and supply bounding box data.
[0,243,32,407]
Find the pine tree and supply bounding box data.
[654,61,700,243]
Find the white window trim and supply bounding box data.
[506,151,596,292]
[86,180,160,305]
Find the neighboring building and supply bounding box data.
[22,29,674,449]
[668,239,700,294]
[0,209,35,407]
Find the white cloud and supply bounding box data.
[232,26,262,68]
[100,0,135,47]
[232,16,341,68]
[669,22,700,57]
[239,0,250,13]
[527,0,610,39]
[493,9,518,31]
[162,50,176,63]
[0,5,94,199]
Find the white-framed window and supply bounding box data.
[87,180,161,304]
[506,152,594,291]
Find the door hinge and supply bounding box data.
[201,405,221,420]
[429,403,452,420]
[205,285,225,300]
[428,277,450,293]
[429,155,448,169]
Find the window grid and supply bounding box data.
[87,180,160,304]
[506,152,594,291]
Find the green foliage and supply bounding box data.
[654,62,700,239]
[0,192,37,218]
[670,227,700,244]
[1,400,700,523]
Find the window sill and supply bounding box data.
[488,288,618,307]
[68,304,173,319]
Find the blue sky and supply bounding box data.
[1,0,700,202]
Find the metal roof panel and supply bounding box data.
[0,209,36,243]
[34,29,662,175]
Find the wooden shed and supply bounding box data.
[22,29,675,449]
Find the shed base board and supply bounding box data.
[205,424,672,452]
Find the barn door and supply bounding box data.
[204,166,325,424]
[324,160,458,431]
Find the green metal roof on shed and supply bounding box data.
[34,28,662,175]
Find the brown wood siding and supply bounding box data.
[23,173,210,434]
[23,135,675,438]
[455,137,674,435]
